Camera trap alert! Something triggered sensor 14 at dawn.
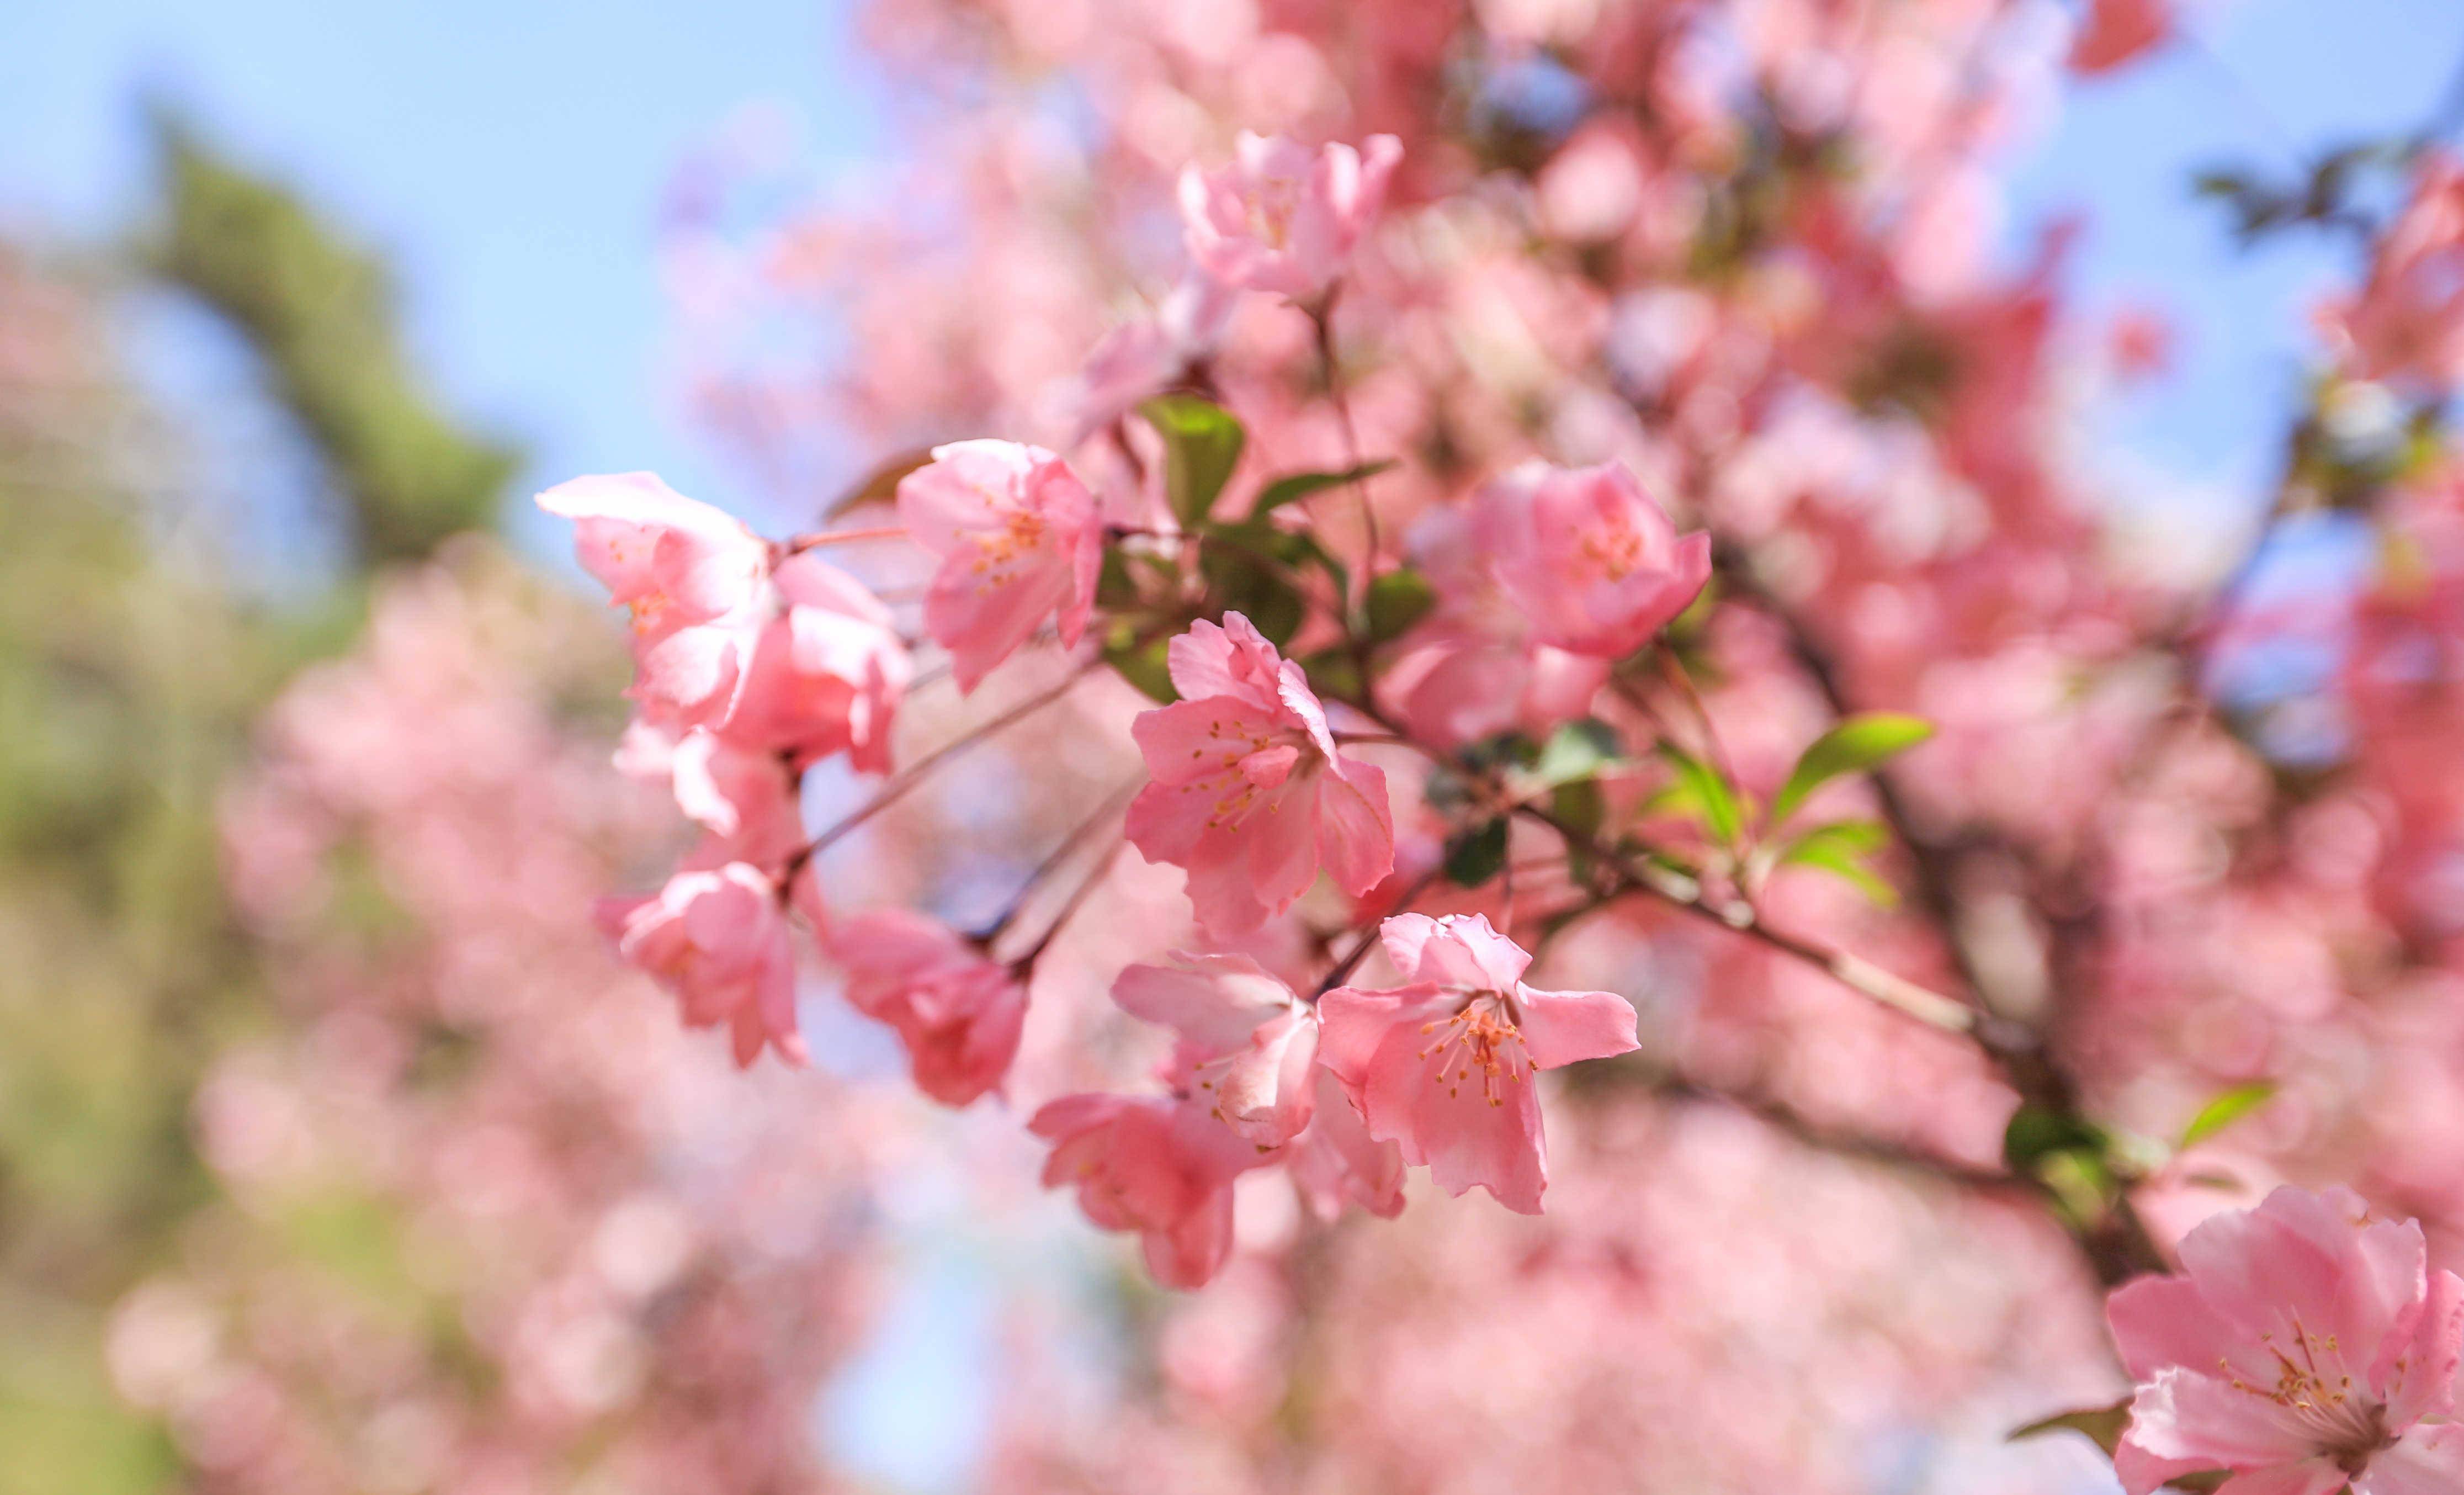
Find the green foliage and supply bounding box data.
[1769,713,1934,825]
[1652,743,1745,847]
[1444,818,1510,888]
[146,112,519,563]
[1773,819,1898,906]
[1251,459,1395,515]
[1362,566,1436,643]
[2179,1082,2277,1150]
[1139,394,1245,526]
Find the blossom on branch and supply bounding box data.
[1475,460,1712,661]
[1113,952,1320,1147]
[1125,612,1395,936]
[596,863,805,1069]
[2105,1186,2464,1495]
[1178,132,1403,302]
[897,440,1104,692]
[1319,914,1638,1213]
[1028,1093,1261,1289]
[832,908,1028,1106]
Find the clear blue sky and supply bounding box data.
[5,3,2461,1490]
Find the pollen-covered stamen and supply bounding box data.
[1578,519,1654,582]
[2224,1317,2390,1466]
[1416,992,1532,1107]
[965,501,1051,582]
[1176,713,1325,830]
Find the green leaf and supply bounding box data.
[1252,460,1395,515]
[1552,780,1606,879]
[2179,1082,2277,1150]
[1362,567,1437,643]
[1443,818,1509,888]
[827,446,935,518]
[1769,712,1935,825]
[1775,819,1897,906]
[2001,1105,2107,1175]
[1298,647,1364,704]
[1102,625,1178,703]
[1094,547,1141,610]
[1140,395,1245,526]
[2008,1400,2130,1457]
[1655,743,1744,846]
[1530,719,1623,789]
[1197,537,1307,646]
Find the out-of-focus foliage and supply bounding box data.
[145,112,520,564]
[0,118,517,1493]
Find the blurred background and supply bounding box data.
[4,1,2463,1492]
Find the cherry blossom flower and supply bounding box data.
[1318,914,1638,1213]
[2318,152,2464,394]
[1071,272,1237,441]
[624,725,807,870]
[597,863,805,1069]
[896,441,1105,692]
[1475,460,1713,661]
[725,553,911,772]
[1113,952,1319,1147]
[1029,1093,1260,1289]
[1178,132,1403,301]
[537,472,772,727]
[831,908,1027,1106]
[2105,1185,2464,1495]
[1124,612,1395,936]
[1286,1070,1408,1221]
[2068,0,2171,75]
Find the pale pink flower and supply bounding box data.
[896,441,1104,692]
[538,472,772,727]
[725,553,910,772]
[2318,153,2464,394]
[1125,613,1395,936]
[1318,914,1638,1213]
[831,908,1027,1106]
[1029,1093,1259,1289]
[1474,460,1712,660]
[1071,273,1238,441]
[657,727,809,869]
[596,863,805,1069]
[1286,1069,1407,1221]
[1178,132,1403,301]
[2106,1185,2464,1495]
[1113,952,1319,1147]
[2069,0,2171,75]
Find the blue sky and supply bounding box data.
[6,3,2463,1489]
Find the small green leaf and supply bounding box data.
[1298,647,1364,704]
[1363,567,1437,643]
[2008,1399,2130,1457]
[1253,459,1396,515]
[1095,548,1141,610]
[1102,625,1178,703]
[1552,780,1606,879]
[2179,1082,2277,1150]
[2002,1105,2107,1176]
[1197,537,1306,646]
[1443,818,1509,888]
[1656,743,1744,846]
[1140,395,1246,526]
[1769,712,1935,825]
[1530,719,1623,789]
[1775,819,1897,906]
[829,446,936,518]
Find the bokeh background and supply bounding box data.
[3,1,2462,1491]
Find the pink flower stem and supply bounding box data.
[780,525,910,553]
[783,665,1092,879]
[971,778,1141,947]
[1010,837,1127,973]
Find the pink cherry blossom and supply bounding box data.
[1071,272,1238,441]
[1178,132,1403,301]
[1028,1093,1260,1289]
[831,908,1027,1106]
[596,862,805,1069]
[1475,460,1713,661]
[2068,0,2171,75]
[629,725,808,869]
[537,472,772,727]
[1124,612,1395,936]
[725,552,910,772]
[1113,952,1319,1147]
[2106,1186,2464,1495]
[1318,914,1638,1213]
[1286,1069,1408,1221]
[2318,152,2464,394]
[896,440,1105,692]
